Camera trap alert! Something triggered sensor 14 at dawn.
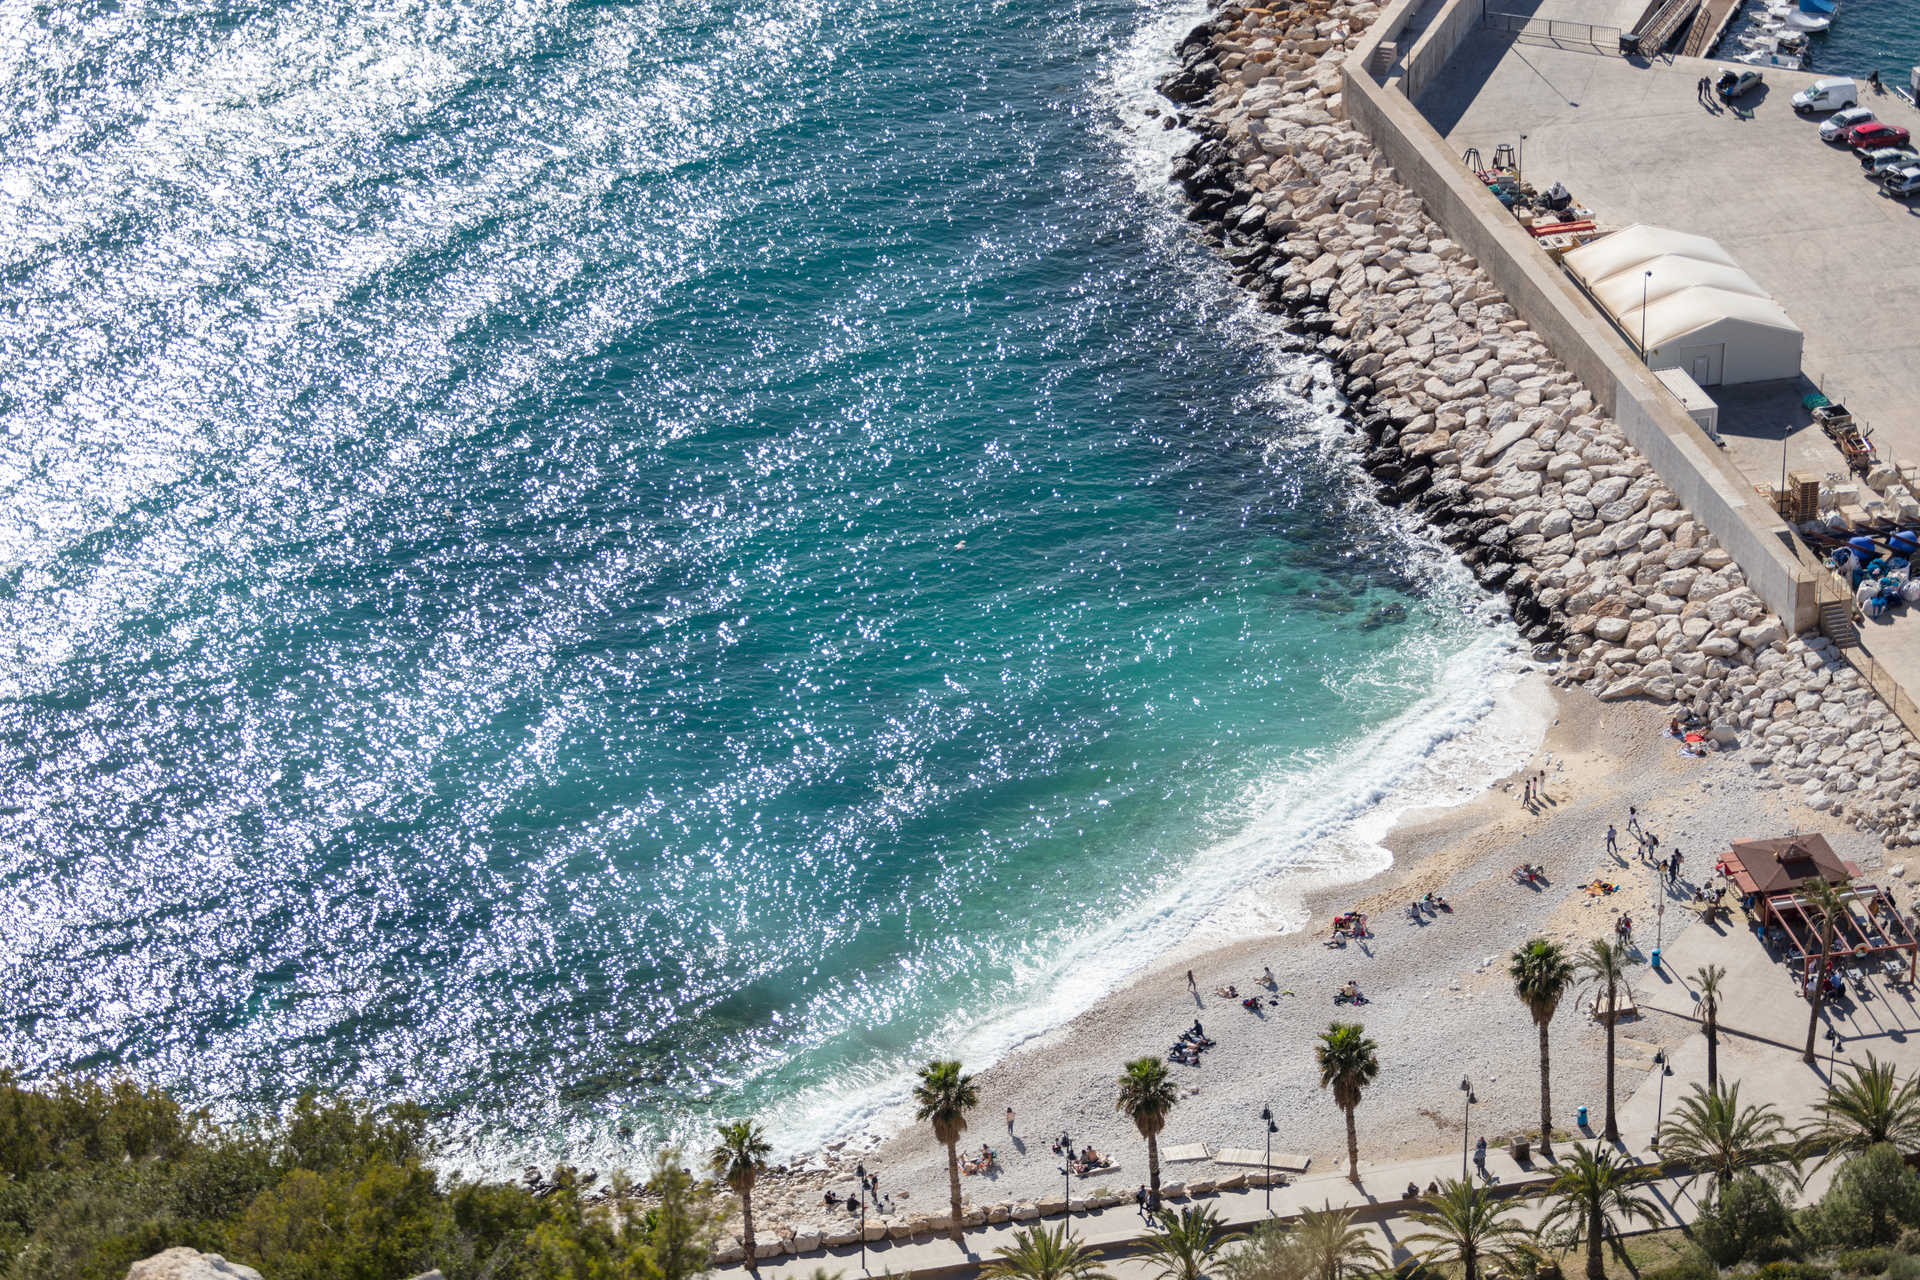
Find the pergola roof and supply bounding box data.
[1723,834,1853,897]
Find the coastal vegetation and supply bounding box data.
[1801,882,1852,1064]
[1578,940,1637,1145]
[1509,939,1576,1156]
[1402,1179,1528,1280]
[913,1060,980,1245]
[1116,1058,1180,1199]
[1139,1204,1228,1280]
[1803,1055,1920,1165]
[1693,965,1726,1092]
[982,1223,1111,1280]
[1539,1146,1663,1280]
[708,1121,771,1268]
[0,1068,721,1280]
[1655,1081,1794,1207]
[1313,1024,1378,1185]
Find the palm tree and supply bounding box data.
[1802,879,1852,1064]
[1141,1204,1228,1280]
[1404,1179,1531,1280]
[1656,1081,1794,1207]
[1315,1022,1380,1184]
[1116,1056,1180,1198]
[913,1060,979,1244]
[708,1119,772,1268]
[1290,1204,1389,1280]
[1579,938,1638,1144]
[1539,1146,1664,1280]
[983,1223,1113,1280]
[1802,1052,1920,1166]
[1694,964,1726,1091]
[1511,938,1576,1154]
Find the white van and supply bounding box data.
[1794,77,1859,113]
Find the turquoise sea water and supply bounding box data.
[0,0,1524,1167]
[1724,0,1920,75]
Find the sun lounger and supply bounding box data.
[1162,1143,1212,1164]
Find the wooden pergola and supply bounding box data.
[1721,834,1918,982]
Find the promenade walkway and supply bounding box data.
[717,1127,1715,1280]
[714,908,1904,1280]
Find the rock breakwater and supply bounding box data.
[1157,0,1920,844]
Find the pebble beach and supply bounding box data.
[713,0,1920,1255]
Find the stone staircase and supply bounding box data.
[1819,599,1861,649]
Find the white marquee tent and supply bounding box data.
[1563,224,1802,386]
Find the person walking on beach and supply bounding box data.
[1627,806,1640,835]
[1606,824,1618,855]
[1006,1106,1015,1131]
[1187,969,1197,993]
[1136,1184,1151,1219]
[1473,1136,1488,1178]
[1669,850,1683,886]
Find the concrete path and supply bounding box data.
[716,908,1890,1280]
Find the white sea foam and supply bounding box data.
[695,0,1559,1168]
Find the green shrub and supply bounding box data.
[1804,1145,1920,1250]
[0,1067,722,1280]
[1639,1249,1718,1280]
[1883,1256,1920,1280]
[1758,1262,1836,1280]
[1697,1174,1797,1266]
[1834,1248,1895,1275]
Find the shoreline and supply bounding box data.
[708,0,1920,1255]
[733,679,1882,1250]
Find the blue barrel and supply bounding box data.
[1651,946,1662,970]
[1851,536,1879,556]
[1892,532,1919,556]
[1577,1104,1589,1128]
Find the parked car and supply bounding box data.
[1794,76,1858,112]
[1862,147,1920,175]
[1882,165,1920,197]
[1717,68,1764,100]
[1848,121,1912,151]
[1821,105,1876,141]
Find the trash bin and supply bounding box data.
[1577,1104,1589,1128]
[1651,946,1662,971]
[1510,1137,1531,1164]
[1618,32,1641,55]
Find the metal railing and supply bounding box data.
[1484,10,1620,49]
[1789,536,1920,741]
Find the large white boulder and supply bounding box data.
[126,1253,265,1280]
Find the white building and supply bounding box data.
[1562,224,1803,386]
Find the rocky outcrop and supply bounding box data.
[1156,0,1920,844]
[126,1251,265,1280]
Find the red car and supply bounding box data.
[1848,121,1912,150]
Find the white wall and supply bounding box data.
[1650,342,1724,387]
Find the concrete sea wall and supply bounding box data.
[1340,0,1815,634]
[1152,0,1917,840]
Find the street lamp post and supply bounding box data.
[1260,1105,1278,1215]
[1460,1077,1477,1180]
[1650,1050,1672,1148]
[1519,133,1528,184]
[1061,1132,1073,1215]
[1641,270,1653,361]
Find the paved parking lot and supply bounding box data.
[1420,33,1920,489]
